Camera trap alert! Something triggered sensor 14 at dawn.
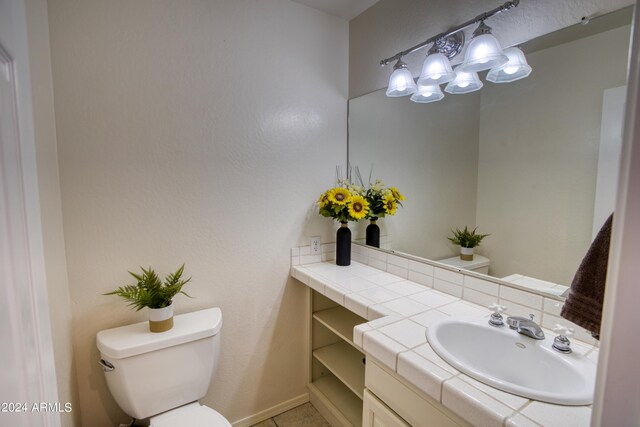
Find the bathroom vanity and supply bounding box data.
[291,243,598,427]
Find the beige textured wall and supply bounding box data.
[349,0,633,98]
[476,25,631,285]
[24,0,80,425]
[349,89,480,260]
[46,0,347,425]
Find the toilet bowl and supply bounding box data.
[97,308,231,426]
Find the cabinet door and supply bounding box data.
[363,389,410,427]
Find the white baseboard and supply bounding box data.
[232,393,310,427]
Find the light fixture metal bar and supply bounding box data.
[379,0,520,66]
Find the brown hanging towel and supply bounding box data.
[560,213,613,340]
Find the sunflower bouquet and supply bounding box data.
[317,182,370,223]
[364,179,405,220]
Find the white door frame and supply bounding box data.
[0,0,60,425]
[592,2,640,425]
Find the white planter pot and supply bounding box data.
[460,246,474,261]
[148,304,174,333]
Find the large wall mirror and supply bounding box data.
[348,6,633,297]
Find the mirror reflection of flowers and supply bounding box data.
[317,181,370,223]
[365,179,405,220]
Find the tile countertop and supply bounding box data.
[291,261,599,427]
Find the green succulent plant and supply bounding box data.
[447,226,490,249]
[104,264,193,310]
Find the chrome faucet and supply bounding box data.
[506,314,545,340]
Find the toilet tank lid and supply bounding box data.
[97,307,222,359]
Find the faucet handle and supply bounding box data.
[488,303,506,314]
[552,324,574,354]
[488,304,507,327]
[553,324,575,337]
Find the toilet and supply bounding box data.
[96,307,231,426]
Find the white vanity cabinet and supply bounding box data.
[363,390,410,427]
[364,358,469,427]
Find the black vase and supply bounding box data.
[366,218,380,248]
[336,222,351,266]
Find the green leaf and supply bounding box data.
[104,264,195,310]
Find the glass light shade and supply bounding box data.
[410,84,444,103]
[386,62,417,97]
[444,70,483,94]
[417,52,455,85]
[486,47,532,83]
[459,33,508,72]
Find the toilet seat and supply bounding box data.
[151,402,232,427]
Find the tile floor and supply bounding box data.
[250,403,330,427]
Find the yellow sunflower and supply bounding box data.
[348,195,370,220]
[328,187,352,205]
[390,187,405,201]
[317,191,330,208]
[383,193,397,215]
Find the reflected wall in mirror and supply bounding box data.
[349,7,632,294]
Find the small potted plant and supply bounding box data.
[448,226,490,261]
[104,264,193,332]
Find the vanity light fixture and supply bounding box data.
[417,45,456,86]
[410,83,445,103]
[486,46,532,83]
[380,0,524,101]
[444,68,484,94]
[386,58,418,97]
[458,21,508,72]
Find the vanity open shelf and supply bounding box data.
[313,341,365,399]
[308,290,366,426]
[313,306,366,350]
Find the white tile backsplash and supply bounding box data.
[408,270,434,287]
[408,259,435,276]
[463,287,497,308]
[368,258,387,271]
[434,267,464,285]
[387,254,410,269]
[500,286,544,311]
[386,263,409,279]
[464,275,499,296]
[543,298,563,316]
[541,313,596,345]
[500,299,542,322]
[433,278,463,298]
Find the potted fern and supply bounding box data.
[448,226,490,261]
[104,264,192,332]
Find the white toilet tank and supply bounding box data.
[97,308,223,420]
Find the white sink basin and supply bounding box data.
[426,317,597,405]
